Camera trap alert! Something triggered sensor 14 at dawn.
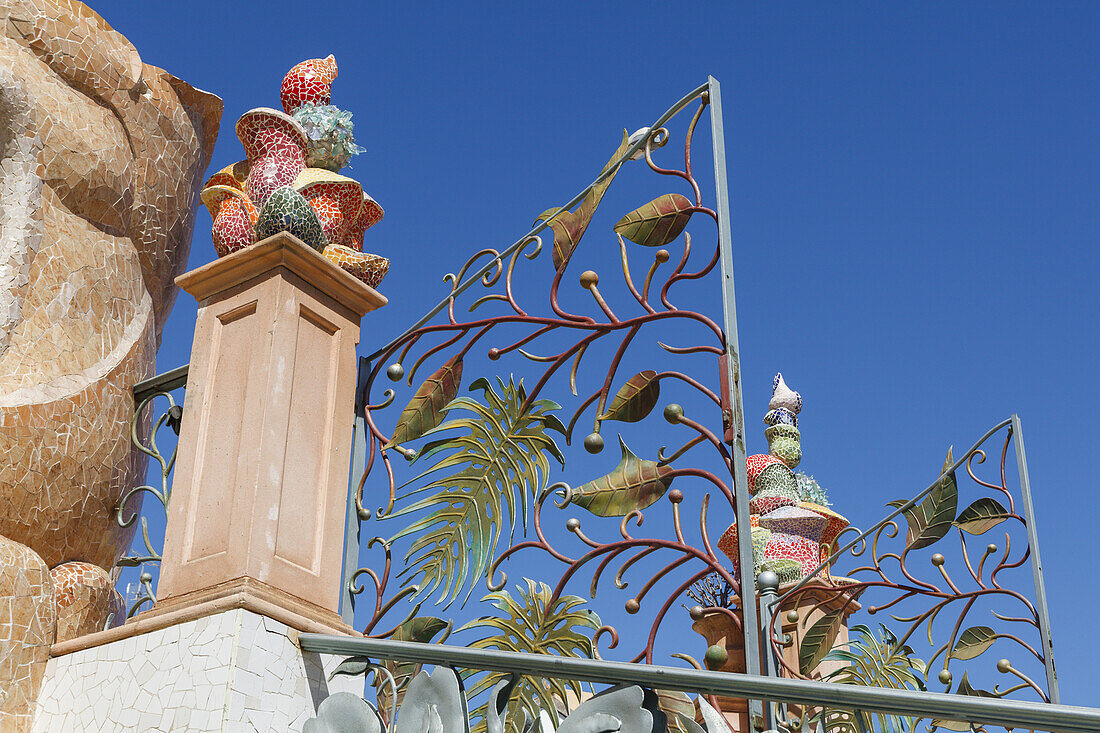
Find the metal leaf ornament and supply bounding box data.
[799,605,846,676]
[569,437,674,517]
[535,130,631,271]
[459,580,601,733]
[887,448,958,551]
[820,624,927,733]
[600,371,660,423]
[949,626,998,661]
[387,377,566,608]
[387,355,463,448]
[953,497,1011,535]
[613,193,694,247]
[376,614,452,725]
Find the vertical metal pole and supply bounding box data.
[1010,414,1059,703]
[339,356,371,627]
[709,76,765,725]
[757,572,782,730]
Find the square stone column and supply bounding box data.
[149,233,385,635]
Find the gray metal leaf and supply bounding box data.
[697,697,734,733]
[556,685,664,733]
[304,692,384,733]
[395,667,469,733]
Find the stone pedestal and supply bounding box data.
[34,609,363,732]
[149,233,385,635]
[691,578,861,732]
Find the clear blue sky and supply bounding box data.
[106,1,1097,706]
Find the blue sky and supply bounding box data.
[107,1,1097,706]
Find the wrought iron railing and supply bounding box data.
[334,77,1064,731]
[112,366,188,622]
[296,635,1100,733]
[113,77,1076,732]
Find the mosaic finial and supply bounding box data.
[769,372,802,414]
[765,372,801,469]
[281,55,339,115]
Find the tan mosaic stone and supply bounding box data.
[0,535,54,733]
[0,0,222,722]
[50,561,122,644]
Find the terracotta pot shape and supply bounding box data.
[293,168,363,245]
[201,185,257,257]
[236,108,308,209]
[345,192,385,251]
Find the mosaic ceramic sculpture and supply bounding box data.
[0,1,221,724]
[720,374,849,585]
[201,56,389,289]
[765,372,802,469]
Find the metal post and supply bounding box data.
[1011,414,1059,703]
[339,356,371,627]
[757,571,782,730]
[708,76,763,694]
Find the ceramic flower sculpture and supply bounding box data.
[718,374,850,585]
[200,56,389,289]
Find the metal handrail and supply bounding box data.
[298,634,1100,733]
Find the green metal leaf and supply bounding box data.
[822,624,927,733]
[386,376,565,608]
[613,193,694,247]
[569,437,674,517]
[887,448,958,551]
[957,671,997,698]
[950,626,997,661]
[535,130,631,271]
[799,606,845,676]
[600,370,660,423]
[953,497,1011,535]
[375,614,450,725]
[459,580,600,733]
[386,355,463,448]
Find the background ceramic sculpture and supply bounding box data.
[202,55,389,289]
[720,374,849,585]
[0,1,220,723]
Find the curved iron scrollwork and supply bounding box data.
[113,390,182,621]
[335,79,1056,731]
[769,417,1056,728]
[347,85,749,695]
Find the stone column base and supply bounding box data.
[35,608,362,732]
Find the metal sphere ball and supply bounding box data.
[756,570,780,592]
[566,518,581,532]
[487,348,501,361]
[625,599,640,614]
[689,605,706,621]
[655,249,670,263]
[140,572,153,584]
[664,404,684,424]
[386,363,404,381]
[931,553,946,567]
[786,610,799,624]
[938,669,953,685]
[357,506,372,521]
[583,432,605,454]
[668,489,684,504]
[997,659,1012,673]
[987,544,998,554]
[579,270,599,288]
[704,644,728,671]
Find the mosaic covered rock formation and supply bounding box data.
[719,374,850,584]
[201,55,389,289]
[0,0,221,724]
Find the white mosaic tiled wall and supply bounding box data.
[33,609,363,732]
